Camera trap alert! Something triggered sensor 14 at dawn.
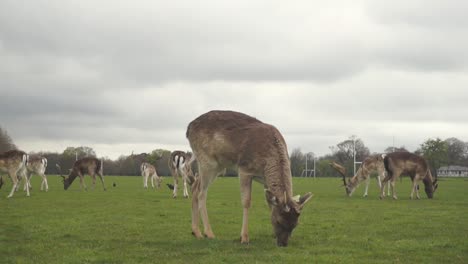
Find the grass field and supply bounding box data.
[1,175,467,264]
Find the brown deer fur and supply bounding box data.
[59,157,106,191]
[186,110,312,247]
[381,152,438,199]
[0,150,29,198]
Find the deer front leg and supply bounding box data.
[390,179,397,199]
[78,173,87,191]
[172,174,178,198]
[363,177,370,197]
[239,173,253,244]
[97,172,106,191]
[191,177,202,238]
[42,175,49,192]
[91,175,97,190]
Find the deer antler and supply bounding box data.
[329,161,348,186]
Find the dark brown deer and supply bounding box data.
[380,152,438,199]
[168,151,195,198]
[0,150,29,198]
[186,110,313,247]
[57,157,106,191]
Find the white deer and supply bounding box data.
[168,151,195,198]
[187,110,313,246]
[140,162,162,189]
[23,156,48,192]
[330,155,390,197]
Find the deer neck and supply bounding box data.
[263,157,293,202]
[66,170,79,184]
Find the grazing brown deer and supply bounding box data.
[57,157,106,191]
[140,162,162,189]
[23,156,48,192]
[168,151,195,198]
[330,155,389,197]
[0,150,29,198]
[187,110,313,247]
[380,152,438,199]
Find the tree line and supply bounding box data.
[290,136,468,178]
[1,127,467,177]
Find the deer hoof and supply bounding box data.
[204,232,215,239]
[192,230,203,238]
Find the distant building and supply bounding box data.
[437,165,468,177]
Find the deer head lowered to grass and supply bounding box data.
[56,157,106,191]
[329,155,389,197]
[186,110,313,247]
[381,152,438,200]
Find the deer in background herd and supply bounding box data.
[23,155,49,192]
[57,157,106,191]
[168,150,195,198]
[186,110,313,247]
[380,152,438,199]
[330,154,390,197]
[0,150,29,198]
[140,162,162,189]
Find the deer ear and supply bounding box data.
[265,189,278,206]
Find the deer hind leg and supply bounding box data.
[143,173,148,189]
[42,174,49,192]
[19,168,30,197]
[172,172,179,198]
[239,171,253,244]
[380,173,392,199]
[169,165,179,198]
[23,173,31,192]
[193,163,220,239]
[150,174,155,189]
[183,177,189,198]
[390,174,399,200]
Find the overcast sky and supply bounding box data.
[1,0,467,159]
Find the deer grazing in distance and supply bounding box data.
[0,150,29,198]
[330,154,390,197]
[23,155,48,192]
[187,110,313,247]
[380,152,438,200]
[141,162,162,189]
[168,150,195,198]
[57,157,106,191]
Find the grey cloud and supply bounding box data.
[1,1,467,159]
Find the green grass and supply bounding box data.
[1,176,467,263]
